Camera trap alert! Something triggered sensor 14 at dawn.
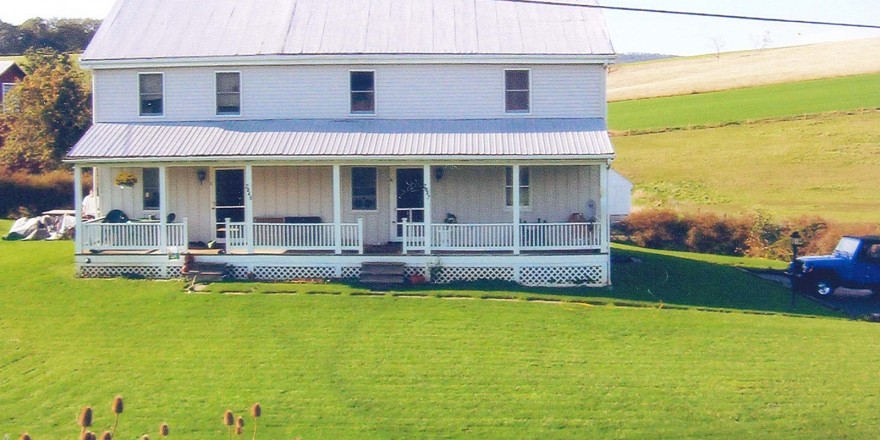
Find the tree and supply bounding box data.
[0,48,91,173]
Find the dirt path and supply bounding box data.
[608,37,880,101]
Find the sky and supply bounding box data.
[0,0,879,56]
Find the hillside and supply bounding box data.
[608,37,880,101]
[612,111,880,223]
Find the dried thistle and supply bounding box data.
[111,395,124,436]
[112,396,124,414]
[141,436,150,440]
[80,431,96,440]
[20,433,31,440]
[237,416,245,428]
[159,422,170,437]
[224,409,235,440]
[250,403,261,440]
[235,425,243,435]
[100,431,113,440]
[78,406,94,428]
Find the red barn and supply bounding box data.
[0,61,26,107]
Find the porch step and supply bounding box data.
[359,262,406,286]
[183,262,230,284]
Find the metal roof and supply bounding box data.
[66,118,614,162]
[82,0,614,62]
[0,61,18,76]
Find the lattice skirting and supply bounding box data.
[520,265,605,287]
[224,265,362,281]
[432,266,515,284]
[78,265,181,279]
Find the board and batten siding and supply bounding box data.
[430,165,600,225]
[92,64,606,122]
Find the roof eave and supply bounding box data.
[64,154,616,165]
[79,53,617,70]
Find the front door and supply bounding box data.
[392,168,424,240]
[213,168,245,240]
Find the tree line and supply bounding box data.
[0,18,100,55]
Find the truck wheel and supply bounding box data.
[814,278,836,296]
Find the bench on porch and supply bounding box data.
[254,216,323,224]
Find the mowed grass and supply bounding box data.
[6,222,878,439]
[612,111,880,222]
[609,73,880,132]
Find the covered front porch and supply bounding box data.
[74,162,609,257]
[67,118,614,286]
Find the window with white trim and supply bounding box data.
[504,69,530,113]
[505,166,530,208]
[351,167,377,210]
[350,71,375,114]
[139,73,163,116]
[216,72,241,115]
[143,168,160,210]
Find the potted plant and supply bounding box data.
[114,172,138,188]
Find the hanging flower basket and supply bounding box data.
[114,172,138,188]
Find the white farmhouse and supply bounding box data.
[67,0,618,286]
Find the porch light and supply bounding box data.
[434,166,444,182]
[197,169,207,184]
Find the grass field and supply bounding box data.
[6,221,876,439]
[607,37,880,101]
[608,73,880,132]
[612,111,880,223]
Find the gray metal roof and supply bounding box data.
[82,0,614,62]
[0,61,17,75]
[66,118,614,161]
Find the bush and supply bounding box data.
[0,168,89,218]
[614,209,880,261]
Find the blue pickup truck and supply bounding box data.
[787,236,880,297]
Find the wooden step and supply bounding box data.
[359,262,406,286]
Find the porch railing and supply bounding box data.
[402,220,601,253]
[225,219,364,254]
[81,219,189,252]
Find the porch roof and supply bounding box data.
[66,118,614,162]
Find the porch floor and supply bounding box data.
[84,242,603,257]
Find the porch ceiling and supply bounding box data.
[65,118,614,163]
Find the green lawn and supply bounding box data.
[613,111,880,222]
[9,221,880,439]
[609,73,880,132]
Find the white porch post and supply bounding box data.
[74,165,83,254]
[512,164,521,255]
[423,165,432,255]
[599,162,610,254]
[332,165,342,255]
[244,164,254,254]
[158,165,168,253]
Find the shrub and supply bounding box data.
[0,167,89,218]
[615,209,880,261]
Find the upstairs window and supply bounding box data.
[350,71,375,114]
[351,167,377,210]
[505,166,530,208]
[505,69,530,113]
[139,73,164,116]
[216,72,241,115]
[143,168,160,210]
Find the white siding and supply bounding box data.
[430,165,600,224]
[341,166,391,245]
[252,166,334,221]
[167,167,213,243]
[93,64,606,122]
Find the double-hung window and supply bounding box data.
[351,167,377,210]
[142,168,160,210]
[504,69,530,113]
[216,72,241,115]
[350,71,375,114]
[1,83,14,110]
[139,73,164,116]
[505,166,530,208]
